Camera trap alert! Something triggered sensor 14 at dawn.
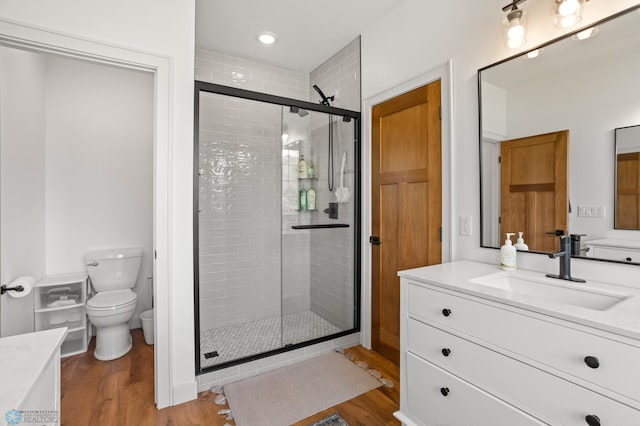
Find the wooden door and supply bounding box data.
[371,81,442,363]
[616,152,640,229]
[500,130,569,252]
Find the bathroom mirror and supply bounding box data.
[615,125,640,230]
[479,4,640,264]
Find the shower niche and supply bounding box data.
[194,82,360,373]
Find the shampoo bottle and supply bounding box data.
[515,232,529,251]
[298,155,308,179]
[299,189,307,210]
[307,188,316,210]
[501,233,516,270]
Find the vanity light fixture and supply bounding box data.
[572,26,598,40]
[257,31,277,45]
[501,0,591,49]
[554,0,585,29]
[527,48,543,58]
[503,2,528,49]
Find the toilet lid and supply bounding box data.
[88,289,137,309]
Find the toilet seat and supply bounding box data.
[87,289,137,310]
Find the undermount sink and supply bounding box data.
[469,272,629,311]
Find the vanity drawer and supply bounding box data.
[407,318,640,425]
[589,246,639,263]
[408,282,640,402]
[406,353,545,426]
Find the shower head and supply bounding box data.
[313,85,334,106]
[289,106,309,117]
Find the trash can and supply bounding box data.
[140,309,154,345]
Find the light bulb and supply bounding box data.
[558,0,579,17]
[527,49,540,59]
[508,21,525,40]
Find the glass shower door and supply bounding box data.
[281,109,357,346]
[197,91,283,369]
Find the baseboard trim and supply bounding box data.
[172,380,198,405]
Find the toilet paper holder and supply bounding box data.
[1,284,24,295]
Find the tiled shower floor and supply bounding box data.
[200,310,341,368]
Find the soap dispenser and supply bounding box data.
[501,233,516,271]
[515,232,529,251]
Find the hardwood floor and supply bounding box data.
[61,330,400,425]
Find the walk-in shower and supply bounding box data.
[194,82,360,373]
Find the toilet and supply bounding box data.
[85,248,141,361]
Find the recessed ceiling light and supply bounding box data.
[257,31,277,45]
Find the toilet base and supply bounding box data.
[93,322,133,361]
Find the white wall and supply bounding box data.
[361,0,640,292]
[0,47,46,336]
[44,56,154,328]
[0,0,196,407]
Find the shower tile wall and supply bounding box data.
[196,49,312,331]
[308,37,361,330]
[195,49,309,101]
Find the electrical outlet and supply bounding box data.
[460,215,472,236]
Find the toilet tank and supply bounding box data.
[85,248,142,292]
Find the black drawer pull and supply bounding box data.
[584,356,600,369]
[442,308,452,317]
[626,257,632,262]
[440,387,450,397]
[585,414,600,426]
[441,348,451,357]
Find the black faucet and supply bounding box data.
[546,235,586,283]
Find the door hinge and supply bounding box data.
[439,227,442,242]
[439,105,442,120]
[498,156,501,163]
[154,250,157,260]
[498,216,501,224]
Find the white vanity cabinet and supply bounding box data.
[395,262,640,426]
[34,272,89,357]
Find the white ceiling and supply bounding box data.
[195,0,404,72]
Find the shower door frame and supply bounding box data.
[193,81,362,375]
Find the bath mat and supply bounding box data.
[223,351,380,426]
[308,412,349,426]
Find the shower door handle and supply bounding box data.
[369,236,381,246]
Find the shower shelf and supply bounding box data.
[291,224,349,230]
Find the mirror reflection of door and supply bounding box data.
[500,130,569,252]
[615,125,640,230]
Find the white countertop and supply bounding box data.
[0,328,67,418]
[399,260,640,341]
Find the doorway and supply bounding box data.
[0,22,172,406]
[370,80,442,363]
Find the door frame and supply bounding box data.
[361,61,454,348]
[0,18,174,407]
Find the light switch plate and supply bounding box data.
[460,215,472,236]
